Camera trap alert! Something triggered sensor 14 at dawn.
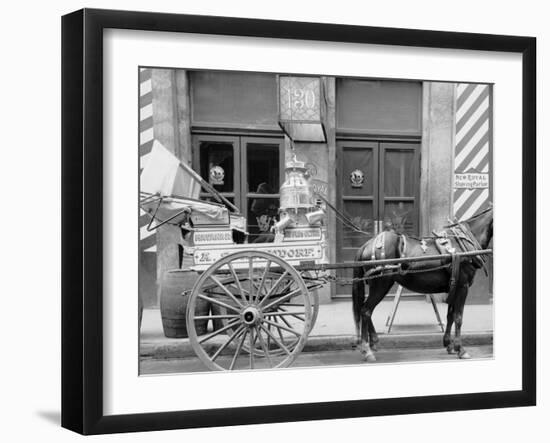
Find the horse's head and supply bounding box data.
[464,204,493,249]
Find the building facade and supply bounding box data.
[139,68,493,308]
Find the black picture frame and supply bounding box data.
[61,8,536,435]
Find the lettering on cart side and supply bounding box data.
[194,231,233,244]
[193,246,321,264]
[284,228,321,241]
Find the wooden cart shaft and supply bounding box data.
[294,249,492,271]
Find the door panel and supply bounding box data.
[342,200,375,248]
[193,135,240,207]
[336,140,420,297]
[245,142,281,194]
[199,142,235,192]
[336,141,378,296]
[192,135,283,242]
[382,149,416,197]
[342,147,375,196]
[381,201,416,234]
[379,143,419,235]
[242,137,284,242]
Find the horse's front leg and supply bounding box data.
[368,317,379,351]
[453,287,471,359]
[352,321,361,350]
[360,307,376,362]
[444,304,455,354]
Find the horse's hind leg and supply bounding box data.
[453,287,471,359]
[444,304,455,354]
[360,309,375,362]
[360,279,393,362]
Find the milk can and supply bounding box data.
[279,156,315,212]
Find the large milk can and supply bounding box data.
[279,156,315,212]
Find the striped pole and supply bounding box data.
[139,68,156,252]
[453,83,492,221]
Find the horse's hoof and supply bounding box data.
[370,343,378,352]
[447,345,456,354]
[364,353,377,363]
[459,350,471,359]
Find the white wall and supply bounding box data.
[1,1,546,442]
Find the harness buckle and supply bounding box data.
[420,239,428,253]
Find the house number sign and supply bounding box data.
[279,76,321,121]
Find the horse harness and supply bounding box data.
[431,223,488,299]
[371,231,387,260]
[365,224,487,300]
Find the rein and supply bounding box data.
[315,193,372,236]
[445,205,493,227]
[452,222,488,275]
[400,205,491,248]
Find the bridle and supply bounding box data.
[445,205,493,228]
[446,205,492,275]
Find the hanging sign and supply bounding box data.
[209,165,225,185]
[454,173,489,189]
[278,76,326,142]
[350,169,365,188]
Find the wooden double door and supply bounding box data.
[192,134,284,242]
[335,140,420,296]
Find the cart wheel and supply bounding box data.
[240,271,318,358]
[246,272,319,358]
[186,250,312,371]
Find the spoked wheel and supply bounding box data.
[186,250,312,371]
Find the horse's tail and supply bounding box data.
[352,245,368,334]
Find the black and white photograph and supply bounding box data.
[0,0,543,439]
[138,68,494,374]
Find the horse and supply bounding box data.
[351,206,493,362]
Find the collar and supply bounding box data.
[454,223,488,274]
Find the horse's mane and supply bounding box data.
[445,205,493,228]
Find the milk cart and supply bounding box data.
[141,154,491,371]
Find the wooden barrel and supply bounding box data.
[211,303,230,332]
[160,269,209,338]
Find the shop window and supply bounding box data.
[193,135,283,242]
